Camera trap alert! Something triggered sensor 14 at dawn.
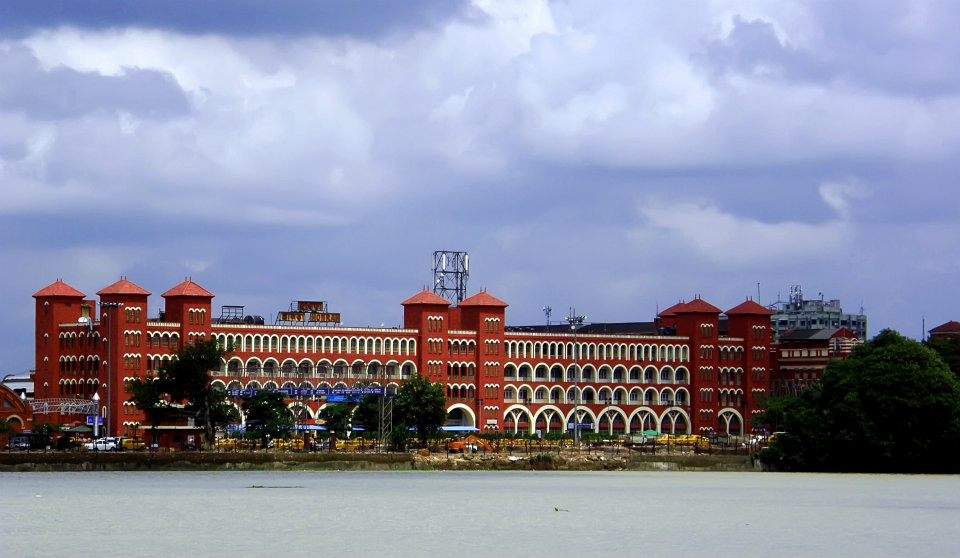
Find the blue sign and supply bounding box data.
[567,422,594,430]
[86,416,104,426]
[226,386,386,398]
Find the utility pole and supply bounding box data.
[566,308,586,447]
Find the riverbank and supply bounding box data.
[0,450,756,472]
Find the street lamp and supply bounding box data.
[92,391,100,438]
[566,308,586,448]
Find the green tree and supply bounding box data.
[393,374,447,446]
[30,423,58,450]
[125,375,171,446]
[128,339,237,449]
[242,391,294,445]
[926,335,960,379]
[162,339,238,448]
[761,330,960,473]
[0,419,11,447]
[353,395,381,435]
[318,404,353,450]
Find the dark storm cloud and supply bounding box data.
[0,46,190,119]
[0,0,473,38]
[1,1,960,373]
[705,6,960,97]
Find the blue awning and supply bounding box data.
[442,426,479,432]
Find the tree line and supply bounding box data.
[760,330,960,473]
[127,339,447,449]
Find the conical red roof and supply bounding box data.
[659,301,687,317]
[930,321,960,334]
[33,280,84,298]
[676,298,722,314]
[401,290,450,306]
[459,291,508,308]
[162,279,213,298]
[97,278,150,297]
[726,299,773,316]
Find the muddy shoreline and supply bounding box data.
[0,451,757,472]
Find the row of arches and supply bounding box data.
[502,385,690,407]
[504,363,689,385]
[502,405,745,436]
[220,357,417,380]
[214,333,417,356]
[58,330,101,350]
[147,331,180,349]
[504,340,690,362]
[448,339,476,355]
[719,367,745,386]
[208,388,744,436]
[58,377,100,397]
[58,355,101,374]
[446,384,476,400]
[501,405,695,435]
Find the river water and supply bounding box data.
[1,471,958,557]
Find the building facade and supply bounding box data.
[769,328,861,396]
[929,321,960,340]
[34,278,775,438]
[1,383,32,433]
[770,287,867,340]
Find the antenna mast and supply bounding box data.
[432,250,470,303]
[542,306,552,326]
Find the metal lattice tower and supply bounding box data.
[432,251,470,303]
[378,364,393,452]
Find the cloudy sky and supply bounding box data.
[2,0,959,372]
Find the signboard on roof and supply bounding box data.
[226,386,385,398]
[278,311,306,322]
[309,312,341,323]
[296,301,327,313]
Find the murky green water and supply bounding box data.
[1,471,958,557]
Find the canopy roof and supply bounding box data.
[97,277,150,297]
[162,278,213,298]
[930,321,960,334]
[459,291,508,308]
[659,301,687,317]
[400,290,450,306]
[33,279,84,298]
[725,299,773,316]
[676,298,722,314]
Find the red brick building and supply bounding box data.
[1,383,32,433]
[770,327,861,396]
[929,321,960,340]
[34,277,776,438]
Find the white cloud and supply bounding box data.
[1,1,960,369]
[818,180,870,218]
[639,198,850,266]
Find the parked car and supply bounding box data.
[7,435,31,451]
[121,438,146,451]
[83,437,121,451]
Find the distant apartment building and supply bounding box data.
[769,286,867,340]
